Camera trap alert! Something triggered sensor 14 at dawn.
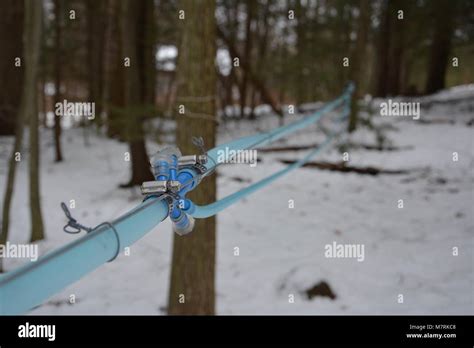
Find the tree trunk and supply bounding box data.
[53,0,63,162]
[386,1,404,96]
[254,0,271,121]
[168,0,217,315]
[28,0,45,242]
[120,0,154,187]
[425,0,456,94]
[348,0,371,132]
[294,0,306,105]
[40,64,48,128]
[87,0,105,126]
[374,0,391,97]
[0,0,24,136]
[1,0,43,272]
[239,0,254,119]
[0,0,25,271]
[102,0,124,139]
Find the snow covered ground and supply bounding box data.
[0,85,472,315]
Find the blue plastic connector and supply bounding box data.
[146,147,202,235]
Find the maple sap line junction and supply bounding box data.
[0,84,354,315]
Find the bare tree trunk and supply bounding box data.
[40,65,48,128]
[239,0,254,119]
[0,0,24,136]
[87,0,105,127]
[1,0,44,272]
[28,0,44,242]
[348,0,371,132]
[294,0,306,105]
[53,0,63,162]
[374,0,391,97]
[102,0,123,139]
[168,0,217,315]
[386,1,405,96]
[255,0,271,121]
[165,71,176,116]
[425,0,456,94]
[0,112,24,273]
[120,0,154,187]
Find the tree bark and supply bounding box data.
[294,0,306,105]
[374,0,391,97]
[28,0,45,242]
[1,0,44,272]
[425,0,456,94]
[120,0,154,187]
[348,0,371,132]
[0,2,25,271]
[102,0,124,139]
[53,0,63,162]
[239,0,254,119]
[0,0,24,136]
[254,0,271,120]
[168,0,217,315]
[386,1,405,96]
[87,0,105,126]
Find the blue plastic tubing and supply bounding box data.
[190,84,353,218]
[0,84,353,314]
[191,132,338,218]
[0,197,168,315]
[203,83,353,176]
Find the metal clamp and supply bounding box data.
[60,203,121,262]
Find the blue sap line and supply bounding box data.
[0,197,168,315]
[190,84,354,218]
[204,83,354,172]
[0,84,353,314]
[191,117,348,219]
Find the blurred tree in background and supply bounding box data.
[1,0,44,272]
[0,0,24,136]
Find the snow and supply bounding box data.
[0,85,472,315]
[155,45,234,76]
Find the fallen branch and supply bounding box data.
[261,143,413,153]
[278,160,410,176]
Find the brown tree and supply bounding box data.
[239,0,255,119]
[53,0,63,162]
[1,0,44,271]
[374,0,392,97]
[168,0,217,315]
[87,0,105,125]
[28,0,45,242]
[120,0,155,187]
[0,0,24,136]
[425,0,456,94]
[348,0,371,132]
[102,0,124,139]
